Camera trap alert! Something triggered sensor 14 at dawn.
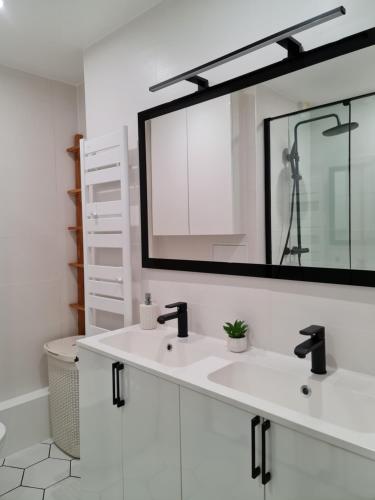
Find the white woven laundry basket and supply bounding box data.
[44,336,80,458]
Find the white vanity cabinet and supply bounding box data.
[79,348,181,500]
[122,362,181,500]
[180,387,375,500]
[180,386,263,500]
[268,421,375,500]
[80,348,124,500]
[150,94,242,236]
[80,348,375,500]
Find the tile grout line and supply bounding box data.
[0,441,80,498]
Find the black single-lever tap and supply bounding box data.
[157,302,188,338]
[294,325,327,374]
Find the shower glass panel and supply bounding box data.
[270,102,351,268]
[351,95,375,270]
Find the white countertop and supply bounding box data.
[78,325,375,461]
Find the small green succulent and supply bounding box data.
[223,320,248,339]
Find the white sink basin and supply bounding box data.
[100,329,211,367]
[208,361,375,434]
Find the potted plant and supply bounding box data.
[223,320,249,353]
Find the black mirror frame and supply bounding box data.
[138,27,375,287]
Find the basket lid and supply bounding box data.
[44,336,81,363]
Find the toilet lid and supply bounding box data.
[43,336,81,363]
[0,423,6,443]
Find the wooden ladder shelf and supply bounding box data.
[67,133,85,335]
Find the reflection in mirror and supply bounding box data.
[269,101,352,269]
[268,50,375,270]
[144,44,375,271]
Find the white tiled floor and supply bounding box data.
[0,441,80,499]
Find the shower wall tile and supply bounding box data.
[144,268,375,376]
[0,64,79,402]
[0,281,63,401]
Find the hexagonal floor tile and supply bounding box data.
[23,458,70,489]
[45,477,80,500]
[70,459,80,478]
[42,438,54,445]
[0,466,23,495]
[1,486,44,499]
[5,443,49,468]
[49,444,71,460]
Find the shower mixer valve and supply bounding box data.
[283,246,310,256]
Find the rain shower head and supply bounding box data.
[322,121,359,137]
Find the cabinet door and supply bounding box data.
[150,108,189,235]
[187,95,240,235]
[122,366,181,500]
[267,421,375,500]
[79,349,124,500]
[180,387,263,500]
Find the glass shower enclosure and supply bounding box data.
[267,93,375,270]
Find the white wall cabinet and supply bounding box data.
[80,350,375,500]
[187,96,240,235]
[150,95,242,236]
[151,109,189,235]
[79,349,181,500]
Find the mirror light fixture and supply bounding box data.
[149,6,346,92]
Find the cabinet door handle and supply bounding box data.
[112,362,119,406]
[116,362,125,408]
[261,420,271,485]
[251,416,261,479]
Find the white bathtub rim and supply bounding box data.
[0,387,49,412]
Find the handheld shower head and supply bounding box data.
[322,121,359,137]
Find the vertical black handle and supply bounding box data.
[251,416,261,479]
[261,420,271,485]
[116,362,125,408]
[112,362,119,406]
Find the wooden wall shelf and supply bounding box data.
[67,188,81,196]
[69,303,85,312]
[69,262,84,269]
[67,133,85,335]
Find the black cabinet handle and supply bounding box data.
[112,362,119,406]
[116,362,125,408]
[261,420,271,485]
[251,416,261,479]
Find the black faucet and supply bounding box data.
[294,325,326,374]
[157,302,188,338]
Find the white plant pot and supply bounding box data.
[227,336,247,353]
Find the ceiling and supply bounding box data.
[0,0,163,85]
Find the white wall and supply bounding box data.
[0,64,79,401]
[77,83,87,136]
[83,0,375,376]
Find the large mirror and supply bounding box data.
[139,30,375,286]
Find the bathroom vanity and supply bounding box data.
[78,327,375,500]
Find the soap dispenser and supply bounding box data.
[140,293,158,330]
